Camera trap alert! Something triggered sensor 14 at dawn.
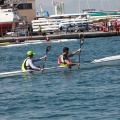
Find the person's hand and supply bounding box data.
[43,55,47,59]
[40,68,44,71]
[77,48,81,52]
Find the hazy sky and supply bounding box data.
[35,0,120,15]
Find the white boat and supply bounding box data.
[0,39,77,48]
[0,5,20,34]
[0,41,43,47]
[0,55,120,78]
[1,43,28,47]
[31,18,60,34]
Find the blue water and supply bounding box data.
[0,36,120,120]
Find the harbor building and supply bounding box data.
[3,0,36,23]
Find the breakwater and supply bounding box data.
[0,31,118,43]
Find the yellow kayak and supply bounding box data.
[0,42,10,45]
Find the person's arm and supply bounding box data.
[33,55,47,62]
[68,48,81,58]
[27,59,41,70]
[65,59,79,66]
[63,54,79,66]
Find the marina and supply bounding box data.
[0,0,120,120]
[0,0,120,41]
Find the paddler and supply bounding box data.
[14,38,20,44]
[21,51,47,71]
[45,36,51,42]
[58,47,81,66]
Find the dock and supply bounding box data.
[0,31,118,43]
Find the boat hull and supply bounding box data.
[0,39,77,48]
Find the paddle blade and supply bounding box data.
[46,45,51,53]
[42,45,51,72]
[80,37,84,46]
[79,34,84,46]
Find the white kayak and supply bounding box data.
[0,41,43,47]
[1,43,28,47]
[0,39,77,48]
[0,55,120,78]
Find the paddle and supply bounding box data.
[42,45,51,71]
[79,34,84,64]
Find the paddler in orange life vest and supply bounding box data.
[21,51,47,71]
[58,47,81,66]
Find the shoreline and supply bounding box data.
[0,31,118,43]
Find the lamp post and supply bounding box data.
[0,18,1,37]
[0,19,4,39]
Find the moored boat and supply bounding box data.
[0,3,20,35]
[0,42,10,45]
[0,39,77,48]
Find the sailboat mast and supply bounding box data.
[108,0,111,11]
[101,0,103,10]
[116,0,118,9]
[87,0,90,9]
[78,0,80,13]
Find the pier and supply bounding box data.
[0,31,118,43]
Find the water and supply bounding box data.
[0,36,120,120]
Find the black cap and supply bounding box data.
[63,47,69,52]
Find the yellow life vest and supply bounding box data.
[60,63,67,67]
[21,58,27,71]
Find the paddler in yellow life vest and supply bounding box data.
[58,47,81,66]
[21,51,47,71]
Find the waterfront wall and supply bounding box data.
[0,31,118,43]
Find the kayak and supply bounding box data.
[0,42,10,45]
[0,41,43,47]
[0,39,77,48]
[0,55,120,78]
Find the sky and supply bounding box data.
[35,0,120,15]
